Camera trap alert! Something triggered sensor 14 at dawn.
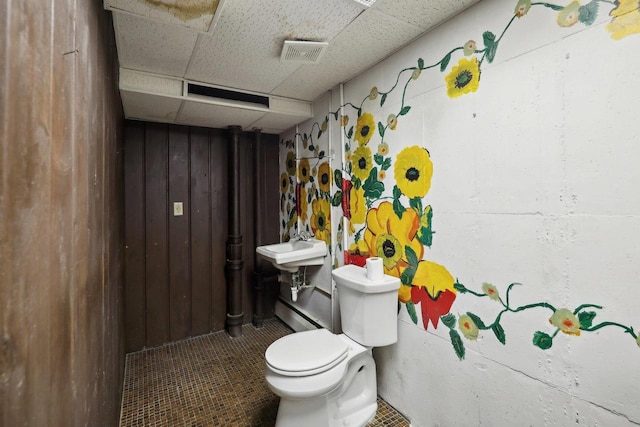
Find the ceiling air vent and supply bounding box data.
[280,40,329,64]
[187,83,270,108]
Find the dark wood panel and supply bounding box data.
[124,122,147,351]
[168,126,192,341]
[210,130,228,331]
[190,128,212,335]
[145,124,170,346]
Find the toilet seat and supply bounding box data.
[265,329,349,377]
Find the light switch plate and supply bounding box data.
[173,202,183,216]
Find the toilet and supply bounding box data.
[265,263,400,427]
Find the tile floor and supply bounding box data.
[119,318,409,427]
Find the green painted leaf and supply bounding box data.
[450,329,466,360]
[418,58,424,69]
[331,191,343,207]
[374,153,384,165]
[466,312,487,329]
[492,323,506,345]
[401,268,415,286]
[409,197,422,214]
[543,3,564,10]
[399,106,411,116]
[406,301,418,324]
[318,150,325,159]
[380,93,387,107]
[578,1,599,25]
[363,168,384,199]
[453,280,467,293]
[532,331,553,350]
[381,157,391,171]
[392,185,404,218]
[483,31,496,47]
[334,169,343,186]
[347,126,354,139]
[317,130,323,140]
[486,42,499,63]
[405,245,419,268]
[417,226,433,247]
[578,311,597,329]
[441,313,456,328]
[333,111,339,120]
[307,192,312,203]
[377,121,385,138]
[440,53,451,72]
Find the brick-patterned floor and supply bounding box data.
[119,319,409,426]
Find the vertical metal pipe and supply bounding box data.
[252,128,265,327]
[225,125,243,337]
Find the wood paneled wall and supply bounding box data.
[124,122,280,352]
[0,2,125,426]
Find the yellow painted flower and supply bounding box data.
[636,332,640,348]
[369,87,379,100]
[318,162,331,193]
[348,239,369,257]
[299,185,308,223]
[459,315,479,341]
[413,260,456,299]
[298,158,311,183]
[280,172,289,194]
[354,112,375,146]
[557,1,581,27]
[341,115,349,127]
[321,118,328,132]
[514,0,532,17]
[378,142,389,156]
[285,151,296,176]
[411,69,421,80]
[482,282,500,301]
[350,185,367,226]
[352,145,373,182]
[549,308,581,336]
[606,0,640,40]
[387,114,398,130]
[311,198,331,245]
[378,170,386,180]
[364,202,423,276]
[345,150,352,163]
[463,39,476,56]
[394,145,434,199]
[445,57,481,98]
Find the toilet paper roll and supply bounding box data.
[366,257,384,281]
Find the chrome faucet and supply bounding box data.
[293,231,314,241]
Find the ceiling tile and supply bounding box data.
[106,0,220,32]
[373,0,479,31]
[272,9,425,100]
[114,12,198,78]
[185,0,365,94]
[120,90,183,122]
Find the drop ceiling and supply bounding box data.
[105,0,479,134]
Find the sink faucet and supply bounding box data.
[293,231,314,241]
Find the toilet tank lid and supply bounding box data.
[265,329,348,374]
[332,264,401,293]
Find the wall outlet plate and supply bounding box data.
[173,202,183,216]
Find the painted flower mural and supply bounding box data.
[279,0,640,361]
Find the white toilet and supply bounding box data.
[265,263,400,427]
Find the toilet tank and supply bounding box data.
[331,263,401,347]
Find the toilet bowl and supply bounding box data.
[264,263,401,427]
[265,330,377,427]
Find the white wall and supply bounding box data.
[280,0,640,424]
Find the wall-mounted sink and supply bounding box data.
[256,239,327,272]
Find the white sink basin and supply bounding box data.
[256,239,327,272]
